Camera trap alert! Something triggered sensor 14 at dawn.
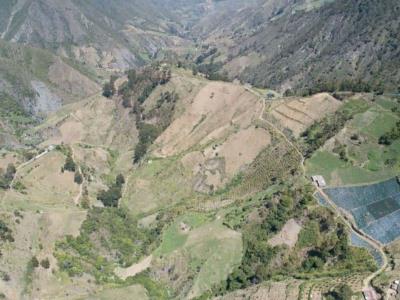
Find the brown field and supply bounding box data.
[3,151,79,209]
[41,94,138,151]
[154,81,262,157]
[0,209,87,300]
[181,126,271,190]
[269,93,342,137]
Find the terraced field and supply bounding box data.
[267,93,341,137]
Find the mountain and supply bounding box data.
[0,39,100,147]
[0,0,203,71]
[0,1,400,300]
[192,0,400,92]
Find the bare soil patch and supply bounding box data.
[268,219,302,248]
[154,81,262,157]
[114,255,153,280]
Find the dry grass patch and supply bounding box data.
[154,81,262,157]
[215,280,302,300]
[41,94,138,151]
[3,151,79,209]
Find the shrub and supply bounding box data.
[40,258,50,269]
[74,171,83,184]
[64,155,76,172]
[30,256,39,268]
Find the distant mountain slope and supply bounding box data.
[194,0,400,92]
[0,0,197,70]
[0,40,99,147]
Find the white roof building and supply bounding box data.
[311,175,327,188]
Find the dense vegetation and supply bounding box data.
[97,174,125,207]
[134,123,161,163]
[284,79,385,97]
[55,207,158,283]
[212,182,376,296]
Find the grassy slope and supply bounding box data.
[306,96,400,186]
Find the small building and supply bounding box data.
[311,175,327,188]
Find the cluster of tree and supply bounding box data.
[102,75,117,98]
[119,65,172,108]
[379,121,400,145]
[156,91,178,109]
[30,256,50,269]
[0,220,14,243]
[74,170,83,184]
[55,207,159,282]
[97,174,125,207]
[195,60,230,81]
[63,154,76,172]
[0,163,16,190]
[195,47,218,64]
[134,123,161,163]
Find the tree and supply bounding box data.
[102,82,114,98]
[192,66,198,76]
[5,164,16,181]
[64,155,76,172]
[127,69,137,88]
[30,256,39,268]
[40,258,50,269]
[116,174,125,187]
[74,171,83,184]
[97,185,121,207]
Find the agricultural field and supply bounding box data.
[306,96,400,186]
[324,178,400,244]
[152,212,243,299]
[266,93,342,137]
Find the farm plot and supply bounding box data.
[268,93,341,137]
[324,178,400,244]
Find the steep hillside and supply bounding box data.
[0,0,198,71]
[193,0,400,93]
[0,40,100,148]
[0,1,399,299]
